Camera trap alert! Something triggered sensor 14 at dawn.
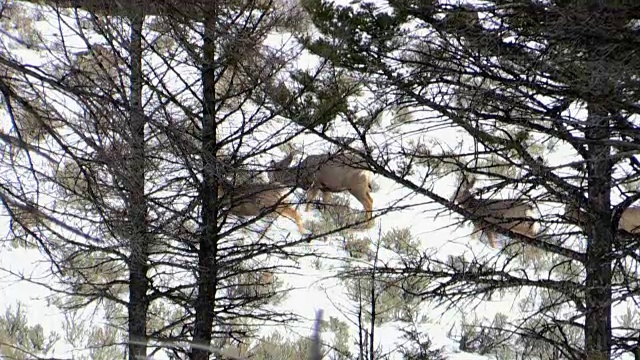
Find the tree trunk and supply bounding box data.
[584,100,613,360]
[582,4,618,358]
[127,10,150,360]
[191,7,219,360]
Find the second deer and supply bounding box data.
[452,174,539,248]
[217,180,309,234]
[564,203,640,234]
[267,146,375,228]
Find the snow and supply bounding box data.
[0,134,499,360]
[1,1,638,360]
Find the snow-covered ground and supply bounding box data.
[2,2,637,360]
[0,170,497,360]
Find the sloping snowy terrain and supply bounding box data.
[4,1,636,360]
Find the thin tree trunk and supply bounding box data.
[358,280,365,360]
[584,99,613,360]
[368,269,375,360]
[581,6,617,359]
[127,10,150,360]
[357,280,364,360]
[191,7,219,360]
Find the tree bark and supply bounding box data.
[582,4,619,358]
[585,99,614,360]
[191,6,219,360]
[127,10,150,360]
[584,101,613,360]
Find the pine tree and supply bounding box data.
[0,302,59,360]
[1,4,154,358]
[293,0,640,359]
[1,1,332,360]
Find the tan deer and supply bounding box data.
[267,146,374,227]
[564,203,640,234]
[452,175,539,248]
[217,180,308,234]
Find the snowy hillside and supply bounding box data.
[1,1,638,360]
[0,171,497,360]
[0,3,497,359]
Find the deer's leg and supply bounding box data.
[487,231,498,248]
[364,192,374,227]
[473,221,498,248]
[470,222,482,241]
[350,187,374,228]
[319,191,333,211]
[277,206,308,234]
[305,185,321,212]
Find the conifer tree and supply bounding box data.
[0,1,325,359]
[290,0,640,359]
[0,302,59,360]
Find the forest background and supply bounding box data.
[0,0,639,359]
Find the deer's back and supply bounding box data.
[463,198,533,218]
[226,183,289,215]
[302,153,370,191]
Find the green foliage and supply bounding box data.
[146,18,177,51]
[1,2,325,360]
[227,267,286,307]
[248,331,313,360]
[501,240,551,271]
[67,44,122,94]
[308,194,370,234]
[339,228,428,326]
[398,327,447,360]
[343,236,371,259]
[327,316,352,360]
[381,227,420,259]
[388,105,415,125]
[0,1,43,50]
[454,312,511,357]
[53,159,94,203]
[5,201,49,250]
[12,0,640,359]
[88,326,121,360]
[276,69,362,130]
[387,137,465,180]
[56,303,125,360]
[300,0,408,69]
[56,251,128,299]
[147,301,185,339]
[0,302,59,360]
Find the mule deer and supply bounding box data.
[267,147,374,227]
[564,203,640,234]
[452,175,539,248]
[217,180,308,234]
